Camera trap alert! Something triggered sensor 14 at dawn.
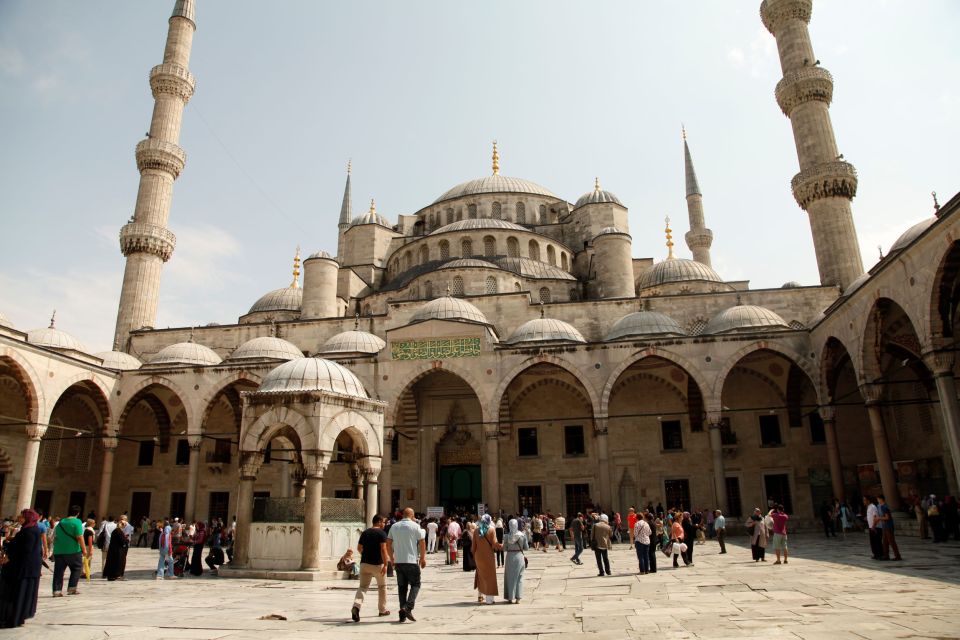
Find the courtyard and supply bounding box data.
[10,531,960,639]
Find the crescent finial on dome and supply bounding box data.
[492,140,500,176]
[665,217,675,259]
[291,246,301,289]
[49,309,57,329]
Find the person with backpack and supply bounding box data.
[95,515,116,574]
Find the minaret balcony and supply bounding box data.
[684,229,713,249]
[135,139,186,178]
[760,0,812,34]
[775,67,833,116]
[119,222,177,262]
[150,63,196,102]
[791,161,858,209]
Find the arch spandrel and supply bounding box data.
[492,354,601,420]
[712,341,822,408]
[600,347,711,417]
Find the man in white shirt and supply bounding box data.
[863,496,882,560]
[426,519,438,554]
[714,510,727,554]
[387,508,426,623]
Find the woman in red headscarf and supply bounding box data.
[0,509,44,627]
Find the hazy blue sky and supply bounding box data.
[1,1,957,353]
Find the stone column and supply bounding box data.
[708,419,728,513]
[379,428,394,515]
[16,423,47,512]
[924,351,960,494]
[97,435,119,518]
[820,406,845,501]
[594,417,612,509]
[233,452,262,568]
[861,384,901,510]
[184,435,203,521]
[300,456,328,571]
[363,472,379,526]
[482,424,500,511]
[349,463,363,499]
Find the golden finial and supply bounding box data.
[681,124,687,141]
[665,216,675,259]
[347,159,352,175]
[492,140,500,176]
[48,310,56,329]
[291,246,301,289]
[594,177,601,192]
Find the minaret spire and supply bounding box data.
[336,160,353,260]
[681,128,713,266]
[761,0,863,289]
[492,141,500,176]
[113,1,197,351]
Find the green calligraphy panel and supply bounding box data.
[391,337,481,360]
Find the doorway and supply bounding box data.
[764,473,793,514]
[130,492,151,523]
[438,465,481,514]
[664,479,691,511]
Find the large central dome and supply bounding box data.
[433,175,557,205]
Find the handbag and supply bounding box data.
[521,548,528,568]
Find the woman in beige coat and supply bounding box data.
[473,514,501,604]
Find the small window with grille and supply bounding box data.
[461,238,473,257]
[492,202,502,219]
[539,287,551,303]
[439,240,450,259]
[485,276,497,294]
[516,201,526,224]
[452,276,465,296]
[483,236,496,256]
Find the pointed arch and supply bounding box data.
[859,296,927,384]
[492,354,600,419]
[712,341,821,407]
[240,405,313,453]
[383,361,492,426]
[319,409,383,459]
[48,373,113,426]
[117,376,192,434]
[0,351,44,422]
[600,347,711,416]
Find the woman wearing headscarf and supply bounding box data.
[494,518,505,568]
[102,517,129,581]
[473,514,501,604]
[462,521,476,572]
[189,521,206,576]
[0,509,44,628]
[746,507,768,561]
[502,519,528,604]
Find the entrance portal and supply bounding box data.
[438,465,482,514]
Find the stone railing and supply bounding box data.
[760,0,812,34]
[775,66,833,116]
[791,160,858,209]
[135,138,186,178]
[149,63,196,102]
[119,222,177,261]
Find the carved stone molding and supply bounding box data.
[25,424,48,440]
[760,0,812,34]
[239,451,263,479]
[149,63,196,102]
[819,405,836,422]
[119,222,177,262]
[922,350,955,376]
[859,383,883,405]
[791,161,858,209]
[684,229,713,249]
[776,67,833,116]
[135,138,186,178]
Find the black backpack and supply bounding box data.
[96,528,107,550]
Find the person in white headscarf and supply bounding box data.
[502,519,528,604]
[473,514,500,604]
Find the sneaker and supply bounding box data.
[404,608,416,622]
[351,606,360,622]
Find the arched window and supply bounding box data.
[506,237,519,257]
[456,208,463,221]
[403,251,412,271]
[419,245,429,265]
[528,239,540,261]
[514,282,522,292]
[561,252,568,271]
[446,208,454,225]
[483,236,496,257]
[538,204,547,224]
[485,276,498,294]
[452,276,465,296]
[461,238,473,257]
[547,245,556,266]
[392,258,399,273]
[468,204,478,219]
[492,202,502,219]
[439,240,450,259]
[516,202,526,224]
[425,280,433,299]
[539,287,551,303]
[411,282,420,299]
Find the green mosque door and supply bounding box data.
[438,465,482,514]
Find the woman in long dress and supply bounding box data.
[0,509,43,628]
[502,519,528,604]
[473,514,500,604]
[462,521,476,572]
[746,507,768,562]
[102,524,128,580]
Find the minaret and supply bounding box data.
[113,0,196,350]
[336,160,353,260]
[761,0,863,289]
[682,128,714,266]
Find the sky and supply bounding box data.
[0,1,957,354]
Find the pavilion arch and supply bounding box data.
[117,376,193,431]
[600,348,711,417]
[49,376,112,429]
[859,297,927,384]
[317,409,382,460]
[930,240,960,344]
[492,354,601,419]
[385,361,492,426]
[712,341,821,407]
[0,353,43,422]
[240,405,315,453]
[820,336,861,403]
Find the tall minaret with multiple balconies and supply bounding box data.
[761,0,863,289]
[336,160,353,260]
[113,0,196,350]
[682,128,713,267]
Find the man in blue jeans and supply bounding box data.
[156,519,174,579]
[570,513,585,565]
[387,508,426,622]
[52,505,85,597]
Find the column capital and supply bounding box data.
[187,434,204,449]
[302,452,330,479]
[25,423,47,440]
[818,405,836,422]
[594,416,609,436]
[922,350,955,376]
[859,383,883,405]
[239,451,263,479]
[359,456,382,475]
[101,435,119,450]
[383,427,396,442]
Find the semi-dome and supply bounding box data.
[248,286,302,314]
[637,258,724,290]
[491,256,577,281]
[306,250,336,260]
[606,311,686,341]
[259,357,367,397]
[575,180,623,209]
[506,317,586,345]
[704,305,789,335]
[321,330,386,355]
[440,258,499,270]
[890,217,936,254]
[148,341,222,367]
[410,296,488,325]
[430,218,527,235]
[27,318,85,352]
[227,336,303,362]
[433,174,557,205]
[95,350,142,370]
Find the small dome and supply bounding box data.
[95,350,142,370]
[440,258,499,270]
[704,305,789,335]
[321,330,386,355]
[781,281,802,288]
[305,250,336,261]
[595,226,629,238]
[430,218,526,235]
[606,312,686,341]
[0,311,11,327]
[637,258,723,290]
[248,286,302,315]
[842,271,871,297]
[575,184,623,209]
[410,296,489,325]
[351,209,392,228]
[27,324,85,352]
[148,341,222,367]
[259,357,367,397]
[506,317,586,345]
[890,217,936,254]
[433,175,557,204]
[228,336,303,362]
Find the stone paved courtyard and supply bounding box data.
[9,532,960,639]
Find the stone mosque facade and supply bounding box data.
[2,0,960,544]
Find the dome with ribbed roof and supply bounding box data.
[575,180,623,209]
[321,330,386,356]
[410,296,488,325]
[95,350,142,370]
[248,286,302,314]
[637,258,724,290]
[506,317,586,345]
[433,175,557,205]
[606,312,686,341]
[704,305,789,335]
[148,341,222,367]
[440,258,499,270]
[227,336,303,362]
[351,210,392,228]
[305,250,336,261]
[781,281,802,288]
[259,357,367,397]
[890,217,936,254]
[430,218,527,235]
[27,317,85,352]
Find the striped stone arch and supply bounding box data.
[48,373,113,427]
[609,371,687,407]
[599,347,711,417]
[0,349,45,422]
[818,334,860,402]
[240,405,314,453]
[0,447,12,473]
[857,296,929,385]
[318,409,382,459]
[492,354,601,420]
[385,360,491,427]
[712,341,821,408]
[117,375,193,434]
[198,371,262,436]
[507,377,592,416]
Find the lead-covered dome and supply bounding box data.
[306,250,335,261]
[95,350,142,370]
[227,336,303,362]
[637,258,724,290]
[148,341,222,366]
[575,180,623,209]
[433,175,557,205]
[321,330,386,356]
[506,317,586,345]
[841,271,871,297]
[606,311,686,341]
[890,217,936,254]
[27,319,85,352]
[248,286,302,314]
[259,357,367,397]
[430,218,526,235]
[704,305,789,335]
[440,258,498,270]
[410,296,488,324]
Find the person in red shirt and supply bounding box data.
[626,508,637,544]
[769,504,789,565]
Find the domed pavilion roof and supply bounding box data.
[574,178,623,209]
[227,336,303,362]
[506,317,586,345]
[703,305,789,335]
[433,175,557,205]
[248,286,302,315]
[148,341,222,367]
[321,329,386,356]
[95,350,142,370]
[259,357,367,397]
[637,258,724,290]
[27,314,85,352]
[606,311,686,341]
[889,217,936,254]
[410,296,489,325]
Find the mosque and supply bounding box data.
[2,0,959,565]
